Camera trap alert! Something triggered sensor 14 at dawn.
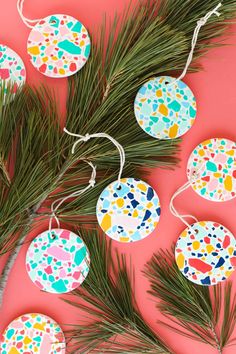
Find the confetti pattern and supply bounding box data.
[26,229,90,294]
[134,76,196,139]
[0,44,26,96]
[187,138,236,202]
[0,313,65,354]
[27,14,91,78]
[175,221,236,286]
[96,178,161,242]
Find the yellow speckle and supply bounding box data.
[224,175,232,191]
[226,149,234,156]
[198,149,205,156]
[28,46,40,55]
[147,202,153,208]
[137,183,147,192]
[52,56,58,61]
[120,237,130,242]
[159,103,168,117]
[181,230,188,238]
[101,214,111,231]
[156,89,162,97]
[117,198,124,208]
[9,349,20,354]
[53,40,58,45]
[192,241,200,250]
[199,221,206,227]
[169,124,179,138]
[80,40,85,46]
[59,68,65,75]
[213,173,221,178]
[42,57,48,63]
[34,323,46,331]
[23,336,32,345]
[206,245,214,253]
[228,247,234,255]
[225,270,234,278]
[176,253,185,269]
[133,210,138,217]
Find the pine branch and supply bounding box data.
[64,230,172,354]
[144,247,236,353]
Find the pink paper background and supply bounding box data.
[0,1,236,353]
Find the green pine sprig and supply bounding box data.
[144,247,236,354]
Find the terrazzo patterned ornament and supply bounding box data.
[27,14,91,78]
[26,229,90,294]
[96,178,161,242]
[175,221,236,286]
[187,138,236,202]
[0,44,26,96]
[134,76,197,139]
[0,313,65,354]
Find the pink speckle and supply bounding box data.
[45,266,53,275]
[0,68,10,79]
[47,246,71,261]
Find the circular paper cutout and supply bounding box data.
[26,229,90,293]
[96,178,161,242]
[0,313,65,354]
[134,76,196,139]
[175,221,236,286]
[187,138,236,202]
[27,14,91,78]
[0,44,26,95]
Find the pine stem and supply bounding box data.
[209,322,223,354]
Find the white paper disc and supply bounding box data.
[134,76,197,139]
[175,221,236,286]
[96,178,161,242]
[187,138,236,202]
[0,313,65,354]
[0,44,26,95]
[27,14,91,77]
[26,229,90,294]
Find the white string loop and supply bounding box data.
[17,0,42,29]
[64,128,125,188]
[169,169,203,233]
[49,160,97,231]
[170,3,222,85]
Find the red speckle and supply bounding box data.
[0,68,10,79]
[189,259,212,273]
[53,67,58,74]
[223,235,230,249]
[190,235,195,239]
[233,170,236,178]
[192,274,197,280]
[82,34,87,38]
[230,257,236,267]
[17,342,23,349]
[45,266,52,274]
[202,176,210,182]
[73,271,81,280]
[204,237,210,244]
[69,63,77,72]
[39,64,47,73]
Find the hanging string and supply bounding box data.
[17,0,42,29]
[169,169,204,233]
[49,160,96,231]
[170,3,222,85]
[64,128,125,188]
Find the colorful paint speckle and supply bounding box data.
[187,138,236,202]
[134,76,196,139]
[175,221,236,286]
[0,313,65,354]
[0,44,26,95]
[27,14,91,78]
[96,178,161,242]
[26,229,90,294]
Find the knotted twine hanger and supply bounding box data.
[169,3,222,86]
[49,160,97,231]
[17,0,42,29]
[63,128,126,189]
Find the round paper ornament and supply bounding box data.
[175,221,236,286]
[26,229,90,294]
[134,76,197,140]
[187,138,236,202]
[0,44,26,95]
[96,178,161,242]
[27,14,91,78]
[0,313,65,354]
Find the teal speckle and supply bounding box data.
[74,248,86,266]
[6,329,14,339]
[189,106,196,118]
[206,161,217,172]
[71,21,82,33]
[168,100,181,112]
[201,188,206,195]
[52,279,67,293]
[58,40,82,55]
[150,116,159,123]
